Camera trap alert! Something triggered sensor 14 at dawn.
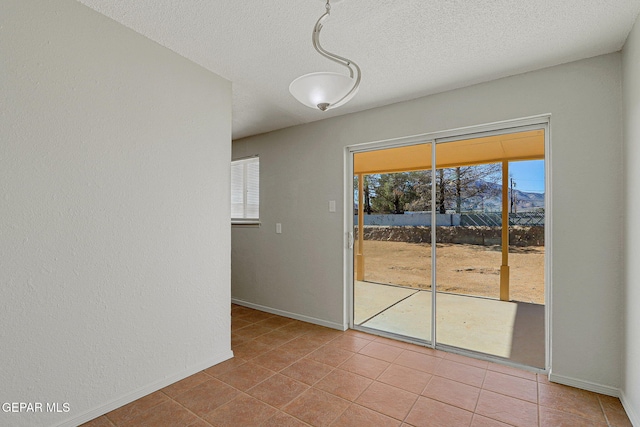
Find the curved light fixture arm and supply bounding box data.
[311,2,361,110]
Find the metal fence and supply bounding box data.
[460,212,545,227]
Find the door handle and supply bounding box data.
[348,232,354,249]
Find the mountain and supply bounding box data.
[464,180,544,212]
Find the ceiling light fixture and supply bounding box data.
[289,0,361,111]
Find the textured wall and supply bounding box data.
[0,1,232,426]
[623,11,640,426]
[233,53,623,391]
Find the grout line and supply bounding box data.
[536,375,540,427]
[165,392,216,427]
[597,395,613,427]
[472,367,488,416]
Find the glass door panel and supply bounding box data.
[353,143,432,343]
[434,130,546,368]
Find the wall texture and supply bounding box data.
[623,10,640,426]
[0,1,232,426]
[233,54,623,392]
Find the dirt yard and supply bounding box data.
[356,241,544,304]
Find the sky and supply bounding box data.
[509,160,545,193]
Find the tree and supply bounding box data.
[370,172,418,214]
[437,169,448,214]
[353,174,377,214]
[355,163,502,214]
[363,175,375,214]
[452,164,502,213]
[406,170,432,212]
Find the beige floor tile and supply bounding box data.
[252,348,303,372]
[328,334,371,352]
[315,369,373,401]
[305,328,344,344]
[598,395,633,427]
[118,399,200,427]
[160,371,211,398]
[279,336,325,358]
[377,364,432,394]
[405,396,473,427]
[262,411,310,427]
[539,406,608,427]
[247,373,309,408]
[173,378,239,417]
[422,376,480,412]
[359,341,404,362]
[204,357,246,377]
[233,310,275,324]
[233,323,273,340]
[252,329,299,347]
[475,390,538,427]
[308,344,355,367]
[482,370,537,403]
[434,359,486,388]
[231,318,252,331]
[204,393,277,427]
[469,414,511,427]
[231,340,275,360]
[394,350,441,374]
[255,315,296,329]
[355,381,418,420]
[106,391,168,425]
[216,361,274,391]
[538,383,607,423]
[444,352,489,369]
[279,320,322,336]
[281,358,334,385]
[339,353,390,379]
[486,362,537,381]
[343,329,377,341]
[283,388,350,427]
[332,403,402,427]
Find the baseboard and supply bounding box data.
[620,390,640,427]
[548,371,619,397]
[56,350,234,427]
[231,298,346,331]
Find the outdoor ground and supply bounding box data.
[356,241,544,304]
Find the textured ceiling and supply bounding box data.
[78,0,640,140]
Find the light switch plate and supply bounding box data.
[276,223,282,234]
[329,200,336,212]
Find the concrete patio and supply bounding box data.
[354,281,545,368]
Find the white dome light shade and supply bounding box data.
[289,72,356,110]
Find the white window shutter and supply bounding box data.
[231,157,259,221]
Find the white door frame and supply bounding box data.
[343,114,552,371]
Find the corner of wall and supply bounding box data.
[622,8,640,426]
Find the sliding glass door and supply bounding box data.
[349,123,547,369]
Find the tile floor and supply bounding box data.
[83,304,632,427]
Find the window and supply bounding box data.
[231,157,259,223]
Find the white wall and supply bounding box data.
[0,1,232,426]
[623,11,640,425]
[233,54,624,391]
